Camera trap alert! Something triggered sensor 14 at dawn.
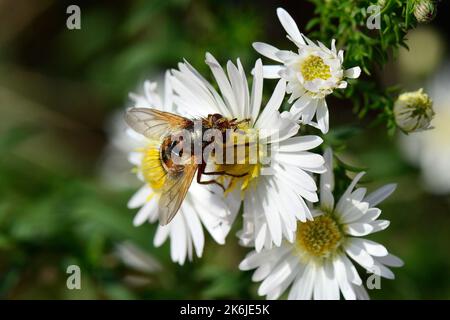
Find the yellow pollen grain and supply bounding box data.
[296,214,342,258]
[300,55,331,82]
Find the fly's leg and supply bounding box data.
[201,170,248,178]
[196,163,226,191]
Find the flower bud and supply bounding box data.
[414,0,437,23]
[394,89,434,133]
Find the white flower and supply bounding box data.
[239,148,403,300]
[170,53,325,251]
[253,8,361,133]
[127,72,238,265]
[400,64,450,194]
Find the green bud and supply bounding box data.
[394,89,434,133]
[414,0,437,23]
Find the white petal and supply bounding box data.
[253,42,283,62]
[345,222,374,236]
[369,259,395,279]
[258,255,298,296]
[332,257,356,300]
[169,215,188,265]
[336,172,366,214]
[128,185,151,209]
[313,266,327,300]
[226,60,246,119]
[344,67,361,79]
[133,197,158,226]
[353,284,370,300]
[276,8,305,46]
[358,208,381,222]
[261,65,283,79]
[275,50,299,62]
[344,242,375,270]
[258,184,282,246]
[377,254,404,267]
[153,224,170,247]
[320,148,335,210]
[289,96,310,120]
[289,263,315,300]
[316,98,329,134]
[252,248,291,281]
[351,238,388,257]
[265,267,299,300]
[278,135,323,152]
[364,183,397,207]
[340,254,362,285]
[275,151,325,171]
[250,59,264,122]
[239,249,273,271]
[300,98,318,124]
[369,219,390,233]
[205,53,238,116]
[181,202,205,258]
[322,261,340,300]
[255,79,286,129]
[340,200,369,225]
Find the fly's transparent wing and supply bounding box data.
[125,108,191,140]
[158,158,198,225]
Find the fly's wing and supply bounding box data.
[125,108,191,140]
[158,158,198,226]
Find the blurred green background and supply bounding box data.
[0,0,449,299]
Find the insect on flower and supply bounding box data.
[125,108,252,226]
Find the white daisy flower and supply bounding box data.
[127,72,238,265]
[253,7,361,133]
[170,53,325,251]
[239,148,403,299]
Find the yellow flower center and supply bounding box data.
[296,214,343,259]
[300,55,331,82]
[140,144,166,191]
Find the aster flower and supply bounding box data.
[239,148,403,299]
[127,72,239,265]
[253,8,361,133]
[170,53,325,251]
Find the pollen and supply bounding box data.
[296,214,343,259]
[141,146,166,190]
[300,55,332,82]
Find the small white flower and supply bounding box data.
[253,8,361,133]
[170,53,325,251]
[400,64,450,194]
[239,148,403,300]
[127,72,238,265]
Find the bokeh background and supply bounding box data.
[0,0,449,299]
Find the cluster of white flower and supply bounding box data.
[123,8,403,299]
